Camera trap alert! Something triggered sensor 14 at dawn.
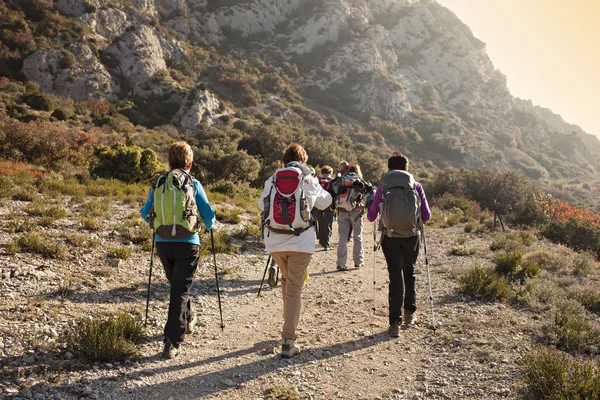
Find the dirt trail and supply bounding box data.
[108,222,526,400]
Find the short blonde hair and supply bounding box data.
[168,141,193,169]
[282,143,308,165]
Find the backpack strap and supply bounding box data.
[266,220,315,237]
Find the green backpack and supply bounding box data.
[150,169,200,239]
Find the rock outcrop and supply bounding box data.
[22,43,118,101]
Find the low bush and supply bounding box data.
[521,347,600,400]
[463,223,476,233]
[490,231,534,252]
[264,386,300,400]
[66,313,144,362]
[525,250,565,272]
[80,216,101,230]
[89,143,165,183]
[458,264,511,302]
[56,280,74,298]
[107,247,132,260]
[449,246,476,256]
[16,232,67,258]
[543,301,598,354]
[575,290,600,316]
[573,252,597,277]
[542,219,600,260]
[494,251,522,276]
[233,224,261,240]
[215,208,242,224]
[200,230,237,256]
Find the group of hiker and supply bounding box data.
[141,141,430,359]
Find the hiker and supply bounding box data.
[308,166,319,240]
[314,165,335,250]
[258,143,332,358]
[140,141,216,359]
[334,164,373,271]
[367,152,431,338]
[338,160,350,176]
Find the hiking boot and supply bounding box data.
[404,311,416,326]
[161,340,179,359]
[186,314,197,335]
[354,264,363,268]
[336,265,348,271]
[280,338,300,358]
[267,266,277,288]
[388,321,400,338]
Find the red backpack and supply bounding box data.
[261,166,313,236]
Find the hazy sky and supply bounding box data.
[436,0,600,137]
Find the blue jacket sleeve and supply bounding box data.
[140,189,154,223]
[194,180,216,230]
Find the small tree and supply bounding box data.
[90,143,164,183]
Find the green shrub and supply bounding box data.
[80,216,101,230]
[446,213,461,227]
[449,246,476,256]
[458,264,511,302]
[51,108,69,121]
[521,347,600,400]
[437,194,481,218]
[90,143,164,183]
[56,279,74,298]
[264,385,299,400]
[200,230,236,255]
[494,251,523,276]
[107,247,132,260]
[543,301,597,354]
[66,313,144,362]
[575,290,600,316]
[518,260,541,279]
[215,208,242,224]
[490,231,534,252]
[542,219,600,260]
[573,252,597,277]
[7,218,37,233]
[525,250,567,272]
[23,92,53,111]
[464,223,476,233]
[233,224,261,240]
[16,232,67,258]
[115,222,151,246]
[82,199,110,217]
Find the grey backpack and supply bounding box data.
[380,170,421,238]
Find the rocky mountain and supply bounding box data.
[2,0,599,180]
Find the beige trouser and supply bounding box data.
[270,251,312,340]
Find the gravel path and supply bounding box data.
[1,204,538,400]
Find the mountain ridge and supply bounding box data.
[0,0,598,182]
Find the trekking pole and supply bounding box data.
[257,255,272,297]
[210,229,225,331]
[421,226,437,333]
[372,220,377,311]
[144,234,155,327]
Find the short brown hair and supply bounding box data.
[321,165,333,176]
[282,143,308,165]
[168,141,194,169]
[388,152,409,171]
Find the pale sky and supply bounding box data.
[436,0,600,137]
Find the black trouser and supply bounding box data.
[381,235,420,325]
[314,208,334,247]
[156,242,200,347]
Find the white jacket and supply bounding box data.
[258,162,332,254]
